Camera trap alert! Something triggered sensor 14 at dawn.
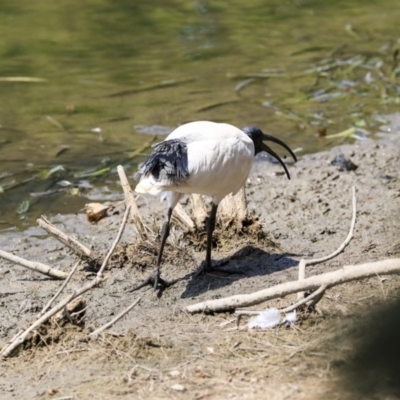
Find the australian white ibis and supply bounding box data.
[132,120,297,290]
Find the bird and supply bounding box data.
[133,120,297,290]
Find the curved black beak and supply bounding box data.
[261,134,297,180]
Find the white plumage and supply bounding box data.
[133,120,296,290]
[136,121,254,206]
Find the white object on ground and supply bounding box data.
[248,308,281,329]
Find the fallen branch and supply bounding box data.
[0,206,131,358]
[185,258,400,313]
[0,249,68,280]
[37,216,93,259]
[88,297,141,339]
[117,165,148,240]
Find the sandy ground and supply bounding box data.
[1,114,400,400]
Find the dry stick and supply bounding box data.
[0,329,24,354]
[97,205,131,278]
[0,249,67,280]
[297,186,357,299]
[280,284,328,313]
[173,203,195,230]
[37,216,93,259]
[185,258,400,313]
[88,297,141,339]
[39,261,80,317]
[0,206,131,359]
[117,165,148,240]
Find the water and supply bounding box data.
[0,0,399,229]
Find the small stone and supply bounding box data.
[331,154,358,171]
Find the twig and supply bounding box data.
[88,297,141,339]
[305,286,327,309]
[39,261,80,317]
[97,205,131,278]
[1,206,131,358]
[173,203,195,230]
[297,186,356,299]
[117,165,148,240]
[235,310,263,316]
[37,216,93,259]
[185,258,400,313]
[0,249,67,280]
[281,284,328,313]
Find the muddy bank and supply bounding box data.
[0,115,400,399]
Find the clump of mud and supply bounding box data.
[110,240,195,273]
[183,211,277,253]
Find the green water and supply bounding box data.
[0,0,399,229]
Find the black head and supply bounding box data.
[242,125,297,180]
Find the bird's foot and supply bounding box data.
[127,270,181,293]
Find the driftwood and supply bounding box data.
[117,165,148,240]
[0,249,68,280]
[186,259,400,313]
[37,216,93,259]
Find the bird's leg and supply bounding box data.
[204,203,218,272]
[153,207,172,288]
[128,207,181,293]
[198,202,244,276]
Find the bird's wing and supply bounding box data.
[139,139,189,185]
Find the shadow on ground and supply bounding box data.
[180,244,299,298]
